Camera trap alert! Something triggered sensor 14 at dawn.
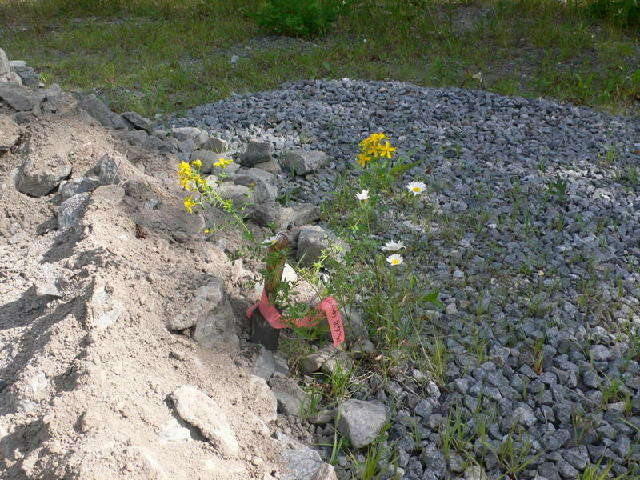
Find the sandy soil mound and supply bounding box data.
[0,99,285,479]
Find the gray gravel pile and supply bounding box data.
[170,79,640,479]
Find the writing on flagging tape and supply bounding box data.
[247,289,345,346]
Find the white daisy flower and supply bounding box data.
[386,254,403,266]
[355,189,370,201]
[381,240,405,251]
[261,235,279,246]
[406,181,426,195]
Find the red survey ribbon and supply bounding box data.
[247,288,345,347]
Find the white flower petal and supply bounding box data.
[386,254,404,266]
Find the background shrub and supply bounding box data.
[253,0,347,37]
[585,0,640,26]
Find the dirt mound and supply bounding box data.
[0,98,285,479]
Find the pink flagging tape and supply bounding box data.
[247,288,345,347]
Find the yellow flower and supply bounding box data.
[191,159,203,169]
[183,196,197,214]
[357,153,372,167]
[179,177,192,191]
[377,141,396,159]
[356,133,394,166]
[204,228,212,234]
[213,157,233,168]
[359,133,387,148]
[178,161,192,176]
[194,175,207,188]
[364,144,382,157]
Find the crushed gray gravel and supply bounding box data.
[169,79,640,479]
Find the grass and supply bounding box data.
[0,0,638,117]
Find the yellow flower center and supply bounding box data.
[412,187,422,192]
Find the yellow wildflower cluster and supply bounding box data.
[183,196,197,214]
[178,160,209,214]
[357,133,396,167]
[214,157,233,168]
[178,161,204,191]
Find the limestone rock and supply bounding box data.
[193,294,239,351]
[280,434,324,480]
[282,149,328,175]
[171,385,239,457]
[268,376,308,416]
[0,71,22,85]
[233,168,278,203]
[464,466,489,480]
[249,202,319,229]
[203,136,228,153]
[58,193,91,230]
[218,183,254,209]
[168,278,224,331]
[239,140,272,167]
[253,347,290,381]
[253,159,282,174]
[78,94,127,129]
[337,399,388,449]
[0,48,9,76]
[58,177,100,202]
[91,185,125,206]
[11,65,39,88]
[247,375,278,424]
[300,352,329,374]
[297,225,348,267]
[171,126,208,147]
[300,347,352,375]
[92,154,121,185]
[16,155,72,197]
[321,348,353,375]
[0,83,41,111]
[311,463,338,480]
[121,111,152,132]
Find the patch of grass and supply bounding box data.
[0,0,638,116]
[494,431,537,477]
[417,337,449,387]
[439,406,473,460]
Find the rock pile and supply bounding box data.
[170,78,640,479]
[0,47,341,480]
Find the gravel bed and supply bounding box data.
[169,79,640,479]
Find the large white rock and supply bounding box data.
[281,149,328,175]
[16,155,72,197]
[168,279,225,330]
[337,399,388,449]
[0,48,9,76]
[171,385,239,457]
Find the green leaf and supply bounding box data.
[390,161,419,177]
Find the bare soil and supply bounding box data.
[0,105,285,479]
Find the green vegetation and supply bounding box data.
[0,0,637,116]
[252,0,346,37]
